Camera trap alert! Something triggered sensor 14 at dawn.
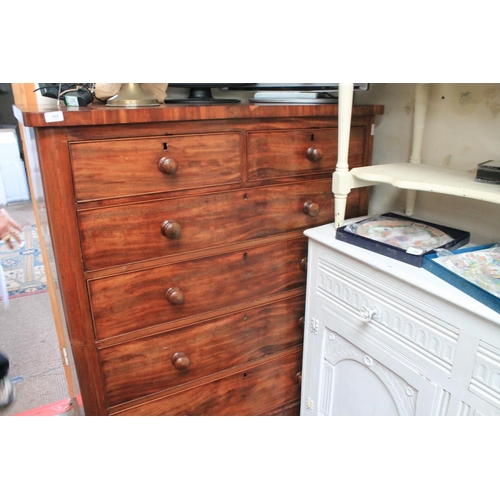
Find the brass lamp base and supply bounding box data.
[106,83,160,107]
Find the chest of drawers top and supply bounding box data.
[15,102,384,129]
[16,103,381,203]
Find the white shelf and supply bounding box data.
[351,162,500,205]
[333,84,500,227]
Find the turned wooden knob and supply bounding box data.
[306,146,323,162]
[299,316,305,327]
[158,156,179,175]
[303,200,320,217]
[165,286,184,305]
[161,220,181,239]
[300,257,308,272]
[172,352,190,371]
[295,372,302,385]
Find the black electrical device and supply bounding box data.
[37,83,95,106]
[38,83,92,99]
[63,89,94,107]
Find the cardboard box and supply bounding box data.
[0,126,22,163]
[335,212,470,267]
[0,158,30,202]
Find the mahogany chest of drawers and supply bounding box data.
[15,103,382,415]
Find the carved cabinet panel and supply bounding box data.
[302,223,500,417]
[302,306,437,416]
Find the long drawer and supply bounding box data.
[88,237,308,340]
[78,179,347,270]
[111,348,303,416]
[247,126,366,180]
[100,294,305,407]
[70,133,242,201]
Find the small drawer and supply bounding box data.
[70,133,242,201]
[316,254,459,377]
[78,178,342,270]
[111,348,303,416]
[100,294,305,407]
[89,237,309,340]
[247,126,366,180]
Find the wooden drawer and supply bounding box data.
[78,178,357,271]
[247,126,366,180]
[100,294,305,407]
[70,133,242,201]
[89,237,308,340]
[111,348,303,416]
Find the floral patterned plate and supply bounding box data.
[352,218,454,252]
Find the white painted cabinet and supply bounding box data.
[301,223,500,416]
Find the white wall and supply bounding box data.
[355,83,500,244]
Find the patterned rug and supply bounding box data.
[0,224,48,299]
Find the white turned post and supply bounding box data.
[406,83,430,215]
[332,83,354,228]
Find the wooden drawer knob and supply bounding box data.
[161,220,181,239]
[295,372,302,385]
[300,257,308,272]
[306,146,323,162]
[165,286,184,305]
[158,156,179,175]
[303,200,320,217]
[172,352,190,371]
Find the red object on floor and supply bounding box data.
[15,398,72,416]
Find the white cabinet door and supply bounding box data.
[436,339,500,416]
[301,306,438,416]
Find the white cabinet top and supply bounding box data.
[305,222,500,328]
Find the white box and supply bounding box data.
[0,173,7,205]
[0,158,30,202]
[0,126,22,163]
